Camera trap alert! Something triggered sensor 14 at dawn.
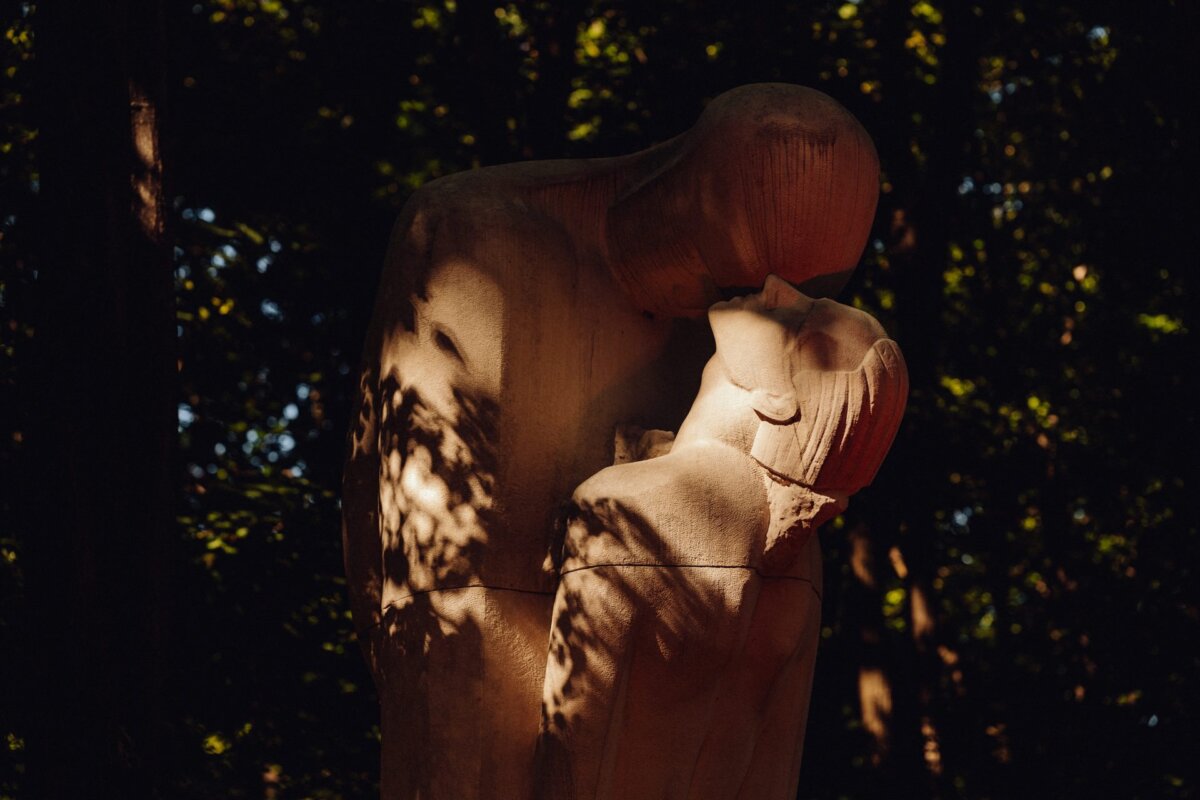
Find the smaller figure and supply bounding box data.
[536,275,908,800]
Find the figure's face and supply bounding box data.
[706,275,813,423]
[707,274,905,496]
[673,276,813,448]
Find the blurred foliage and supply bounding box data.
[0,3,34,797]
[2,0,1196,797]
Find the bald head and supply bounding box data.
[608,84,880,316]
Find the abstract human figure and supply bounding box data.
[343,84,882,798]
[536,276,908,799]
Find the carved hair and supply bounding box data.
[708,278,908,567]
[751,336,908,494]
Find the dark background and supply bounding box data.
[2,1,1196,797]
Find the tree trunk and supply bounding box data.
[24,0,174,796]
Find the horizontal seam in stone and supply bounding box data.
[559,561,823,602]
[379,582,556,616]
[373,564,822,630]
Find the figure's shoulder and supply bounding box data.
[577,438,757,497]
[567,442,768,567]
[395,171,538,238]
[397,156,615,231]
[572,455,683,519]
[378,170,577,288]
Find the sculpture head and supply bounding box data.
[608,84,881,316]
[709,274,908,493]
[681,274,907,567]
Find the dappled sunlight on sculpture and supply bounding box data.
[377,263,503,591]
[536,276,907,798]
[342,83,906,798]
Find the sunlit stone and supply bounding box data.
[342,83,906,799]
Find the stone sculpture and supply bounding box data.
[343,83,902,798]
[536,276,907,798]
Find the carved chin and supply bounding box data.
[761,476,845,572]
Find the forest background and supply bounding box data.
[0,1,1195,798]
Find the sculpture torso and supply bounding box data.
[345,163,714,798]
[539,443,823,799]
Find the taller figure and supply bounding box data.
[343,84,885,799]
